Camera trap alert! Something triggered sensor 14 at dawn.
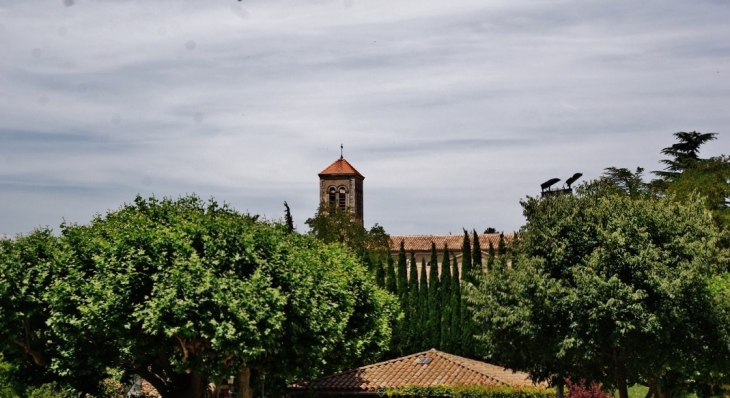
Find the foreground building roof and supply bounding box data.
[289,349,537,394]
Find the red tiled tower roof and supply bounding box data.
[289,349,539,393]
[319,157,364,178]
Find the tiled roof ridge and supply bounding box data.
[432,351,508,386]
[390,233,513,238]
[292,349,440,388]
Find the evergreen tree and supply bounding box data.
[427,243,441,350]
[283,201,294,234]
[472,229,482,275]
[385,255,397,295]
[461,229,472,282]
[375,258,385,289]
[397,241,408,301]
[498,232,507,269]
[419,257,429,351]
[487,240,495,271]
[450,253,461,355]
[440,244,452,351]
[407,250,419,353]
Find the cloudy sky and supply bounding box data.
[0,0,728,236]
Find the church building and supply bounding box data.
[318,155,511,274]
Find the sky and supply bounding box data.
[0,0,728,236]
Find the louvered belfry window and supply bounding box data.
[328,187,337,214]
[338,187,347,210]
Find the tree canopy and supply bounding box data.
[466,180,730,398]
[0,195,397,397]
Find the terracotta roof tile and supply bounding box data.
[319,157,364,178]
[290,349,538,392]
[388,234,513,252]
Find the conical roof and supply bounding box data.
[319,157,364,178]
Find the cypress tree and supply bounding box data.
[461,229,472,283]
[427,243,441,350]
[487,240,495,271]
[375,258,385,289]
[397,241,408,300]
[385,255,397,295]
[472,229,483,275]
[419,257,429,351]
[450,253,461,355]
[498,232,507,269]
[407,250,419,352]
[440,244,451,351]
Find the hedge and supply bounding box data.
[382,385,556,398]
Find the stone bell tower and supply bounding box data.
[318,150,364,223]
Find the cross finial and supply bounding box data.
[340,144,343,159]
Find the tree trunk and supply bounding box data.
[555,378,565,398]
[614,351,629,398]
[238,366,252,398]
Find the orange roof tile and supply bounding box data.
[319,157,364,178]
[290,349,538,392]
[388,234,513,252]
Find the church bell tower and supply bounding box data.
[318,151,364,223]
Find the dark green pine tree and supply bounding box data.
[418,257,429,351]
[486,240,496,271]
[375,258,385,289]
[461,229,472,283]
[427,243,441,350]
[450,253,461,355]
[385,255,397,295]
[407,250,419,352]
[498,232,507,269]
[472,229,482,275]
[439,244,452,351]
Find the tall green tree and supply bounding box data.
[497,233,507,269]
[2,196,398,398]
[652,131,717,184]
[472,230,483,275]
[603,167,649,198]
[440,245,452,351]
[461,230,472,282]
[418,258,429,352]
[427,243,441,350]
[385,255,397,296]
[375,258,386,289]
[486,240,495,271]
[397,241,408,302]
[407,250,419,352]
[450,253,461,355]
[467,181,730,398]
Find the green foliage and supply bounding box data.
[466,180,730,398]
[408,251,420,352]
[449,254,461,355]
[486,240,495,271]
[383,384,555,398]
[386,255,397,295]
[652,131,717,183]
[1,195,397,397]
[428,243,441,350]
[26,383,72,398]
[472,230,483,274]
[305,205,391,262]
[419,258,430,351]
[440,245,452,351]
[602,167,649,198]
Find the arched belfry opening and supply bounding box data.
[318,153,364,223]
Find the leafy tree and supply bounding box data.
[653,131,717,183]
[602,167,649,198]
[467,181,730,398]
[427,243,441,350]
[484,227,497,234]
[305,205,390,262]
[667,155,730,231]
[3,196,398,398]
